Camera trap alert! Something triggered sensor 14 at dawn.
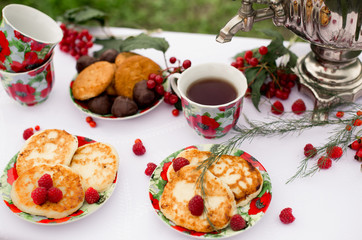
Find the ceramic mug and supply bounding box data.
[0,51,54,106]
[170,62,247,139]
[0,4,63,72]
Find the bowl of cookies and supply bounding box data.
[70,49,166,120]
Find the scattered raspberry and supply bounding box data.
[173,157,190,172]
[230,214,247,231]
[318,156,332,169]
[38,173,53,189]
[279,207,295,224]
[31,187,47,205]
[304,143,317,158]
[271,101,284,115]
[292,99,306,115]
[336,111,344,118]
[349,140,361,150]
[23,128,34,140]
[85,187,100,204]
[145,162,157,176]
[188,195,204,216]
[326,146,343,159]
[47,187,63,203]
[133,141,146,156]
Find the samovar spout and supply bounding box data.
[216,0,275,43]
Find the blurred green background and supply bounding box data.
[0,0,293,39]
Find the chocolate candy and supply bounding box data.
[111,96,138,117]
[99,49,119,63]
[88,94,112,115]
[133,80,156,108]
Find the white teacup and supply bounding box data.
[170,62,247,139]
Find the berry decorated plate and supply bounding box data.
[149,144,272,239]
[0,136,117,225]
[69,78,165,120]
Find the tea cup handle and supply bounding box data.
[168,73,182,98]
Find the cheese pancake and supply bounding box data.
[160,165,236,233]
[11,164,85,219]
[70,142,119,192]
[16,129,78,176]
[167,148,263,207]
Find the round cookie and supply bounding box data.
[72,61,115,101]
[115,55,160,99]
[115,52,138,68]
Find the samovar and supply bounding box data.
[217,0,362,121]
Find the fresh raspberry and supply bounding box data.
[317,156,332,169]
[31,187,47,205]
[47,187,63,203]
[230,214,247,231]
[271,101,284,115]
[188,195,204,216]
[38,173,53,189]
[292,99,306,115]
[279,207,295,224]
[173,157,190,172]
[326,146,343,159]
[145,162,157,176]
[23,128,34,140]
[133,142,146,156]
[304,143,317,158]
[349,139,361,150]
[85,187,100,204]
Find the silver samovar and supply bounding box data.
[217,0,362,121]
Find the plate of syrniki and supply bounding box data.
[149,144,272,238]
[0,129,119,224]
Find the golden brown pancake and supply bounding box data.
[16,129,78,177]
[160,165,236,232]
[11,164,85,219]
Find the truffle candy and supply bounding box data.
[99,49,119,63]
[88,94,112,115]
[76,55,98,73]
[111,96,138,117]
[133,80,156,108]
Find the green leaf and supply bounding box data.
[245,67,267,111]
[203,112,211,117]
[174,99,182,110]
[120,33,169,53]
[62,6,106,26]
[10,40,25,52]
[93,38,124,58]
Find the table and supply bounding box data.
[0,27,361,240]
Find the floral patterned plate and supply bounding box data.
[0,136,117,225]
[69,78,165,120]
[149,144,272,239]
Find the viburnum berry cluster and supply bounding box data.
[59,23,94,60]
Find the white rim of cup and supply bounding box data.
[0,51,54,76]
[177,62,248,108]
[2,4,63,44]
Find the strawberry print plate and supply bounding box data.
[149,144,272,239]
[0,136,117,225]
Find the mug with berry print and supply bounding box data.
[0,51,54,106]
[0,4,63,73]
[170,62,247,139]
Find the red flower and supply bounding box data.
[218,102,235,112]
[7,164,18,185]
[30,41,46,51]
[40,87,50,98]
[248,192,271,215]
[188,114,220,138]
[10,61,27,72]
[0,31,11,62]
[14,30,31,42]
[6,83,36,104]
[171,225,207,236]
[160,161,172,181]
[4,200,22,213]
[77,136,95,147]
[149,192,160,210]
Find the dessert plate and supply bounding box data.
[0,136,117,225]
[149,144,272,239]
[69,78,165,120]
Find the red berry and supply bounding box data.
[271,101,284,115]
[317,156,332,169]
[249,57,259,67]
[133,142,146,156]
[288,73,298,82]
[336,111,344,118]
[47,187,63,203]
[231,62,239,68]
[350,140,361,150]
[356,148,362,158]
[357,110,362,116]
[85,187,100,204]
[172,109,179,117]
[147,80,156,89]
[275,89,283,99]
[353,119,362,126]
[169,57,176,64]
[169,94,178,105]
[279,207,295,224]
[135,138,142,144]
[258,46,268,55]
[38,173,53,189]
[188,195,204,216]
[34,125,40,131]
[304,143,317,158]
[236,56,244,63]
[326,146,343,159]
[155,84,165,95]
[148,73,157,80]
[31,187,47,205]
[230,214,247,231]
[173,157,190,172]
[155,75,163,84]
[244,50,253,61]
[292,99,306,115]
[86,116,93,123]
[23,128,34,140]
[182,60,192,69]
[145,162,157,176]
[89,121,97,128]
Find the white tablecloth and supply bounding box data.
[0,27,361,240]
